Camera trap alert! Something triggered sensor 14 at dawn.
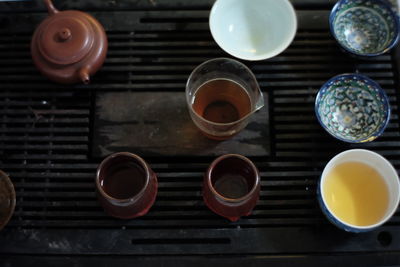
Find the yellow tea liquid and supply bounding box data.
[323,162,389,226]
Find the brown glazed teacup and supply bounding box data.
[203,154,261,221]
[96,152,158,219]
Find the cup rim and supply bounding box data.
[0,170,16,231]
[206,154,260,203]
[96,152,151,203]
[329,0,400,57]
[314,73,391,143]
[185,57,262,127]
[319,149,400,230]
[209,0,298,61]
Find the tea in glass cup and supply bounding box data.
[186,58,264,140]
[96,152,158,219]
[203,154,261,221]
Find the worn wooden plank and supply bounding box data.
[92,92,270,157]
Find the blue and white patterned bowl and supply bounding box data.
[330,0,400,57]
[315,74,390,143]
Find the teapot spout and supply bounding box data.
[79,67,90,84]
[43,0,59,16]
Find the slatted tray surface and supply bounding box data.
[1,0,400,265]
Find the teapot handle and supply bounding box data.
[44,0,59,16]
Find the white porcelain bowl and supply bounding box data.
[209,0,297,61]
[318,149,400,232]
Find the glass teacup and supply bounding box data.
[186,58,264,140]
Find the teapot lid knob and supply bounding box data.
[58,28,71,41]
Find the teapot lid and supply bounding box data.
[37,11,94,66]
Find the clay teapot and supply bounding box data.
[31,0,108,84]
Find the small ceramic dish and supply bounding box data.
[209,0,297,61]
[315,74,390,143]
[330,0,400,57]
[0,170,15,230]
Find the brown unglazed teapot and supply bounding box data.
[31,0,108,84]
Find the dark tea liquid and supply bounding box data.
[214,174,249,199]
[102,162,146,199]
[192,79,252,124]
[211,157,255,199]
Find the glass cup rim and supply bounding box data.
[96,152,151,203]
[206,154,260,203]
[185,57,261,126]
[319,149,400,230]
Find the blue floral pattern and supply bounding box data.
[315,74,390,143]
[330,0,399,56]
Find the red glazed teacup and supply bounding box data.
[203,154,260,221]
[96,152,157,219]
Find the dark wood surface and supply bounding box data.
[1,0,400,266]
[0,0,338,12]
